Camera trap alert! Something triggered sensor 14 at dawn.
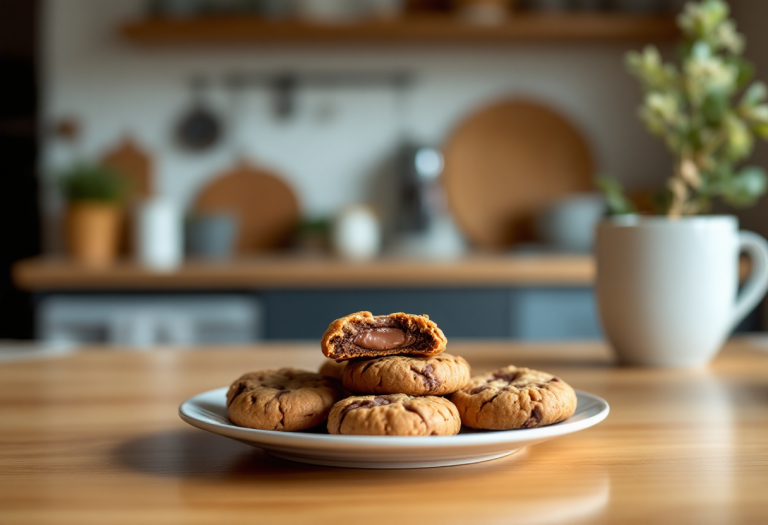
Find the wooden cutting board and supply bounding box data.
[101,138,153,198]
[443,99,594,249]
[194,161,299,253]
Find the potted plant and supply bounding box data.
[60,163,126,267]
[596,0,768,367]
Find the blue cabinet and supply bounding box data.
[260,287,602,340]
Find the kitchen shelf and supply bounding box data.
[120,14,679,45]
[13,254,595,291]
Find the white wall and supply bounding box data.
[41,0,683,249]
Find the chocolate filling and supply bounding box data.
[354,328,415,350]
[330,317,435,359]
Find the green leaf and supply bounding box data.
[721,166,768,206]
[692,40,711,60]
[678,0,730,40]
[702,92,728,124]
[652,187,674,216]
[753,123,768,139]
[742,82,767,108]
[596,177,637,215]
[59,163,127,203]
[723,114,753,161]
[729,57,755,88]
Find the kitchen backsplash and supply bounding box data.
[41,0,679,251]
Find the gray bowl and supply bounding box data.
[535,193,607,252]
[186,213,238,260]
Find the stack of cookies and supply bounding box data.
[226,311,577,436]
[321,311,469,436]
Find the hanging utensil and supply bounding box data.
[175,75,222,153]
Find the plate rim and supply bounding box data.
[179,387,609,449]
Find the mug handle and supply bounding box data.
[731,231,768,331]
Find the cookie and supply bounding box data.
[450,366,577,430]
[343,353,470,396]
[327,394,461,436]
[227,368,344,431]
[321,311,447,361]
[318,359,347,381]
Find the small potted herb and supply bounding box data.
[60,163,126,266]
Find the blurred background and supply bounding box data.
[2,0,768,350]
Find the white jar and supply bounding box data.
[135,198,183,271]
[332,206,381,261]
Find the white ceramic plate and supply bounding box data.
[179,388,609,469]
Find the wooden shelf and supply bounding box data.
[13,254,595,291]
[121,14,679,45]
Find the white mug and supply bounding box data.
[595,215,768,367]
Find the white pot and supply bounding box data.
[595,215,768,367]
[135,198,183,271]
[332,206,381,261]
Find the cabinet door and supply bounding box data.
[261,288,511,340]
[509,288,602,340]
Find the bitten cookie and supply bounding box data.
[450,366,577,430]
[327,394,461,436]
[321,311,447,360]
[227,368,343,431]
[318,359,347,381]
[343,353,471,396]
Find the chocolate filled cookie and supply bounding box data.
[318,359,347,381]
[227,368,343,431]
[321,311,447,361]
[327,394,461,436]
[450,366,577,430]
[343,353,470,396]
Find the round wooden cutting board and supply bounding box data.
[194,161,299,253]
[443,99,594,249]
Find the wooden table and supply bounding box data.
[2,339,768,524]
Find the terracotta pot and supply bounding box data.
[65,202,121,267]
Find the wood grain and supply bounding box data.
[1,339,767,524]
[13,254,596,290]
[120,14,679,45]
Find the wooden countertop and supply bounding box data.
[13,254,595,290]
[2,338,768,523]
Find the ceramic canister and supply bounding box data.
[135,198,183,271]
